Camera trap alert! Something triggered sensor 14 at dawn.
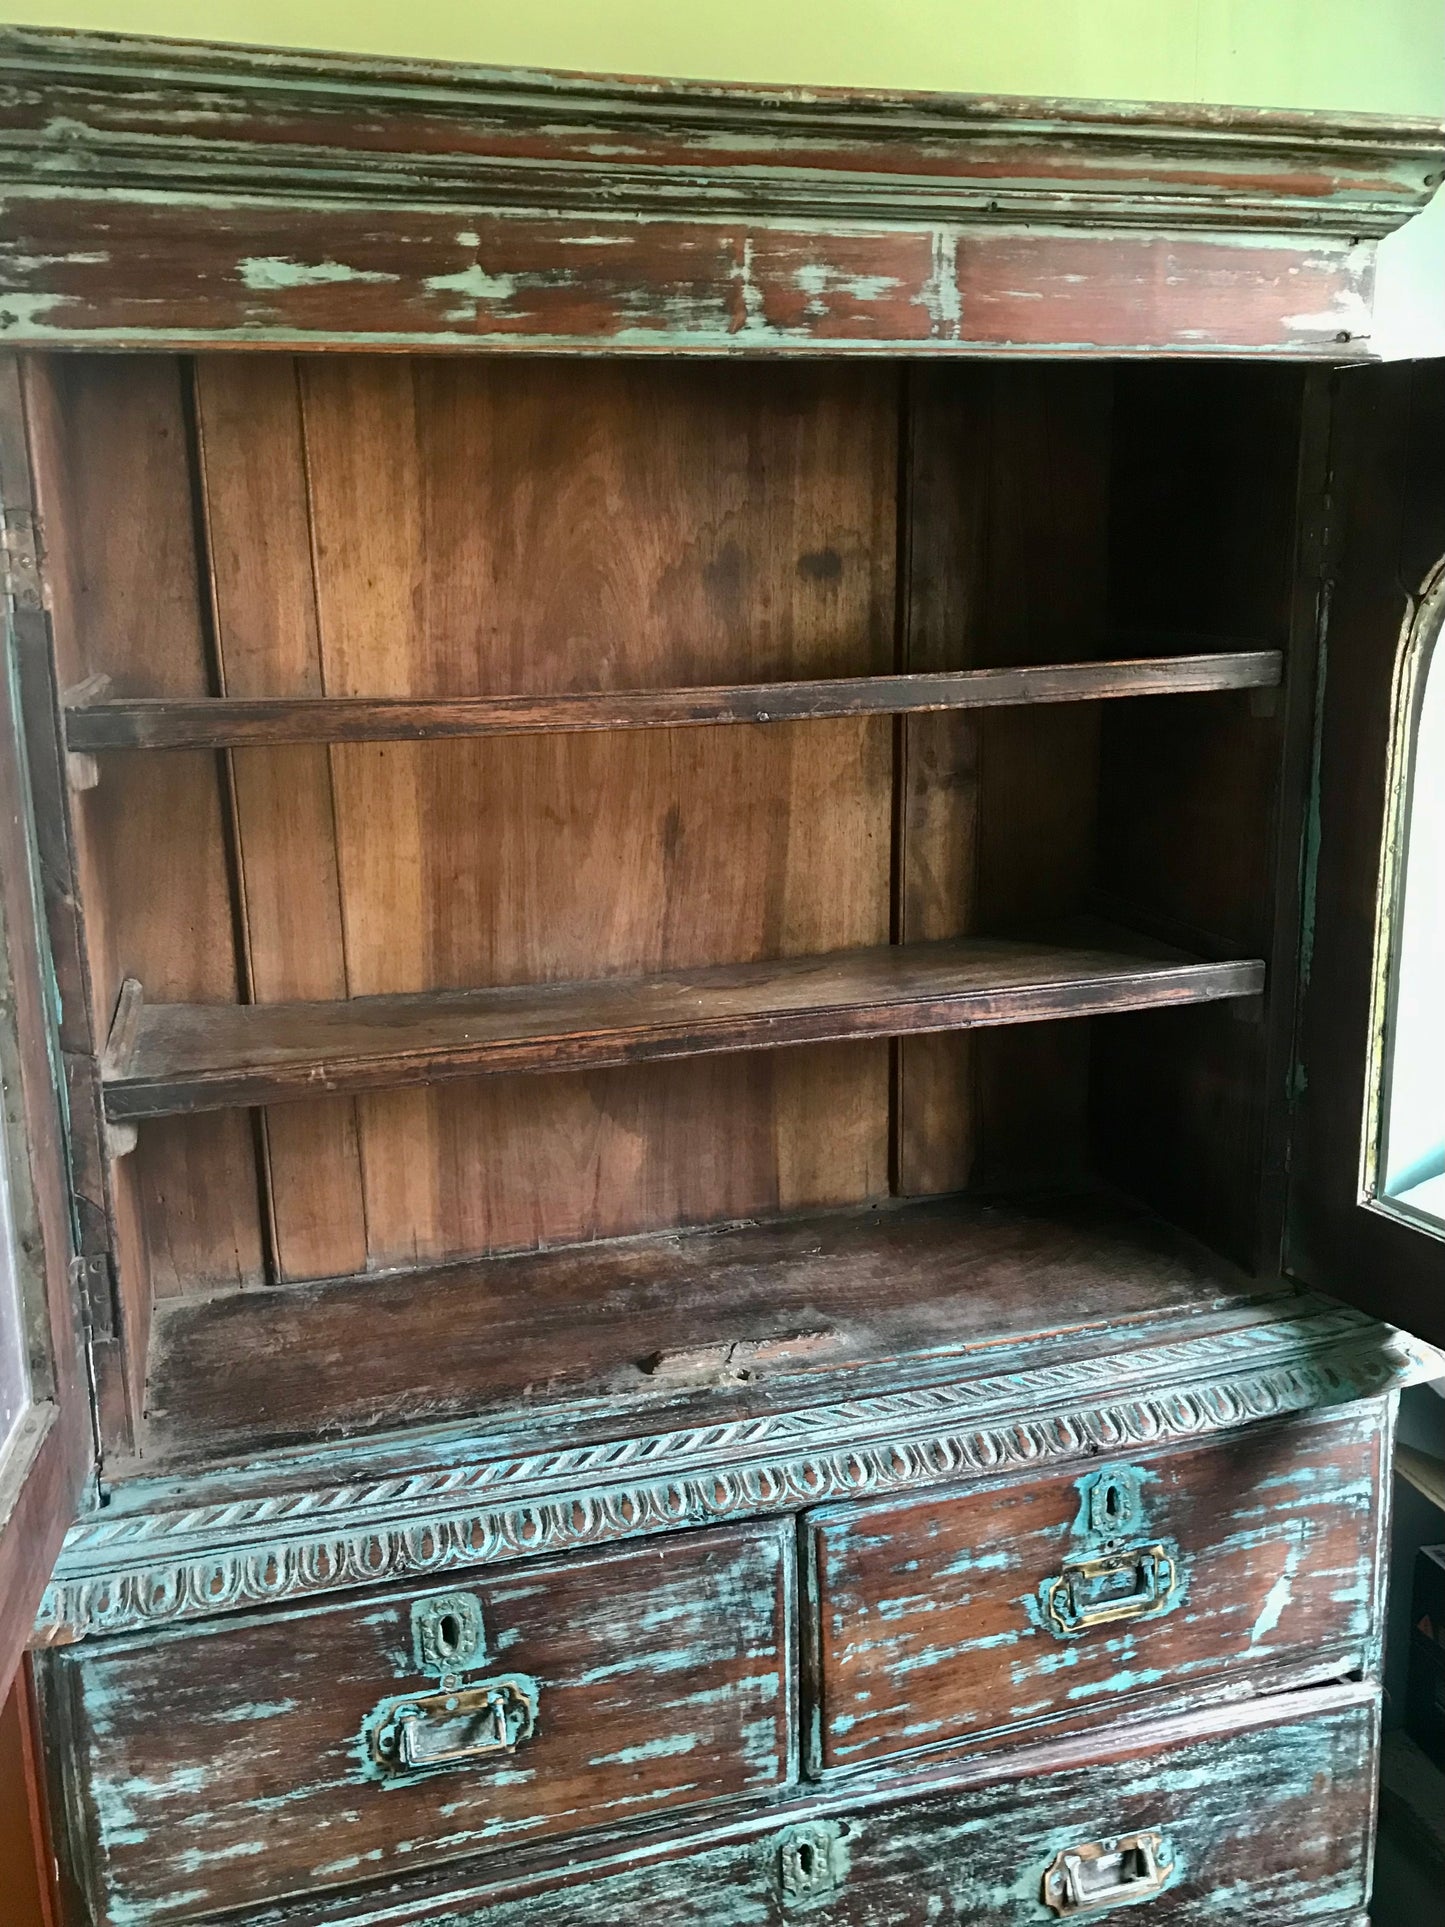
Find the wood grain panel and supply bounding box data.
[296,357,896,1267]
[193,356,368,1282]
[971,368,1112,1191]
[895,366,986,1197]
[806,1404,1383,1773]
[141,1190,1270,1463]
[21,357,263,1308]
[47,1523,794,1925]
[898,366,1112,1197]
[0,1669,55,1927]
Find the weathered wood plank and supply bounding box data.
[0,29,1438,356]
[0,30,1437,231]
[141,1189,1273,1460]
[63,652,1284,750]
[295,356,895,1271]
[807,1403,1383,1771]
[0,202,1391,358]
[19,356,266,1317]
[45,1524,795,1925]
[102,930,1265,1121]
[56,1684,1376,1927]
[192,356,369,1283]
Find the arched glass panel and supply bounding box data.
[1374,559,1445,1233]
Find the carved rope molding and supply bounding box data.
[0,28,1440,353]
[36,1313,1430,1643]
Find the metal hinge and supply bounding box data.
[2,511,41,610]
[69,1250,117,1341]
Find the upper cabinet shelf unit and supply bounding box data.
[1,29,1440,1475]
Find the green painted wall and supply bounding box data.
[11,0,1445,350]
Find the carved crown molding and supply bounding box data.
[0,28,1440,354]
[35,1305,1432,1644]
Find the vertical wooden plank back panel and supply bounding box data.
[895,366,986,1197]
[286,358,897,1268]
[972,367,1112,1190]
[192,359,368,1283]
[898,365,1112,1197]
[23,358,264,1336]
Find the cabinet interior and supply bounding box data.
[25,351,1317,1472]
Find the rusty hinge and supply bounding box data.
[2,511,41,610]
[69,1250,118,1341]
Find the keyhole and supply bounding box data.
[1104,1484,1121,1521]
[437,1611,463,1657]
[797,1843,815,1880]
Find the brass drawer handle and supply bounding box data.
[367,1672,539,1777]
[1042,1830,1174,1915]
[1039,1543,1180,1637]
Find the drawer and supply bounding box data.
[294,1683,1378,1926]
[45,1521,795,1925]
[805,1405,1383,1773]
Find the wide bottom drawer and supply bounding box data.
[297,1682,1376,1927]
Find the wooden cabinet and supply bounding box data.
[0,27,1442,1927]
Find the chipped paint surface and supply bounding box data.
[238,256,402,291]
[261,1691,1374,1925]
[48,1521,795,1921]
[41,1299,1420,1645]
[0,20,1433,364]
[805,1405,1383,1774]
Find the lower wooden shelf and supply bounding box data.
[140,1188,1281,1467]
[102,923,1264,1121]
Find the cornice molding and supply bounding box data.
[0,28,1440,354]
[0,29,1439,237]
[35,1305,1432,1643]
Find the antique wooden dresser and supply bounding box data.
[0,27,1444,1927]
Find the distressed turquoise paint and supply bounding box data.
[238,254,401,289]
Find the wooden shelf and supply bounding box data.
[141,1189,1278,1465]
[66,651,1282,751]
[1397,1444,1445,1512]
[101,927,1265,1121]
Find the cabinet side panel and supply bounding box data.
[22,357,265,1332]
[1092,364,1317,1272]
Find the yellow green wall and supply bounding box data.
[12,0,1445,351]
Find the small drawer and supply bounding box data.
[310,1682,1378,1925]
[805,1405,1383,1773]
[46,1522,795,1924]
